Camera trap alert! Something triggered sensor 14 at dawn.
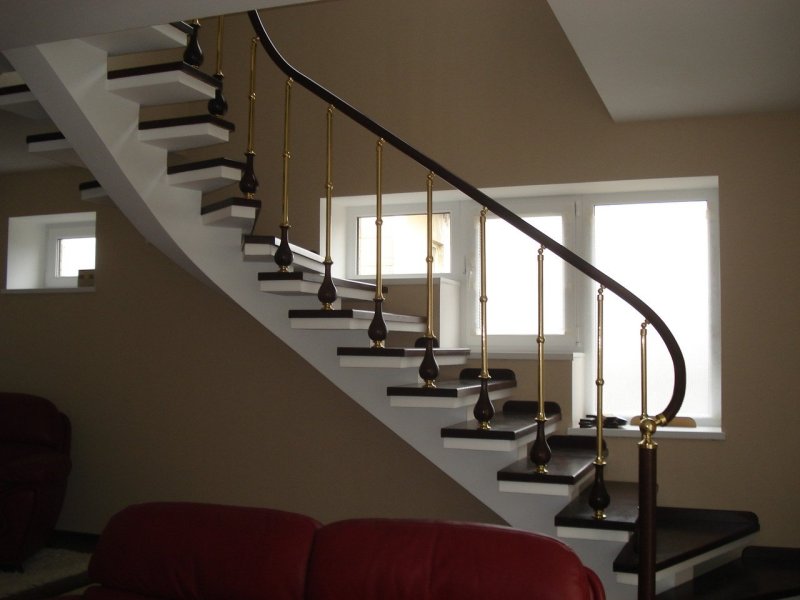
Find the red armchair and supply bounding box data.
[0,392,72,569]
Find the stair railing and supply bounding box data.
[247,10,686,598]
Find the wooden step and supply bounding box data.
[288,309,423,332]
[167,157,243,192]
[614,507,760,594]
[388,368,517,408]
[242,235,325,273]
[26,131,82,166]
[258,271,385,302]
[336,346,470,369]
[79,180,110,204]
[655,545,800,600]
[107,62,218,105]
[139,115,234,151]
[499,435,603,499]
[0,79,47,119]
[554,480,637,539]
[201,197,259,228]
[84,23,187,56]
[441,400,561,452]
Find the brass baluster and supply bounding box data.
[640,320,649,421]
[530,244,552,472]
[418,171,439,387]
[367,139,387,348]
[208,16,228,116]
[275,78,295,272]
[183,19,203,67]
[318,105,337,309]
[589,285,610,519]
[239,37,259,202]
[473,207,494,429]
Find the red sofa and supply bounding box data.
[0,392,72,569]
[60,502,604,599]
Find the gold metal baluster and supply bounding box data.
[318,105,337,309]
[473,207,494,429]
[589,285,610,519]
[367,139,387,348]
[208,16,228,116]
[418,171,439,387]
[530,244,552,472]
[274,78,295,272]
[238,37,259,202]
[640,320,649,421]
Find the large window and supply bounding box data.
[330,178,720,424]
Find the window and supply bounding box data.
[6,212,96,291]
[356,213,451,276]
[328,177,719,424]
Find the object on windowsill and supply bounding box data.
[579,415,627,429]
[630,415,697,428]
[77,269,95,288]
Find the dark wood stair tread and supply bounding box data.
[498,434,603,485]
[259,271,387,294]
[0,83,30,96]
[201,197,260,214]
[140,114,235,132]
[167,157,245,175]
[387,368,516,398]
[442,401,561,441]
[655,546,800,600]
[555,480,638,531]
[614,507,760,574]
[26,131,65,144]
[337,347,470,358]
[107,61,220,88]
[289,309,423,324]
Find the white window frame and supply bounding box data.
[44,221,96,288]
[5,211,96,291]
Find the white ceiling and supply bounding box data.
[1,0,799,172]
[547,0,800,121]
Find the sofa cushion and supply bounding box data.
[88,502,320,600]
[306,518,604,600]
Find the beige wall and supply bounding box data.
[1,0,799,547]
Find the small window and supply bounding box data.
[356,212,451,276]
[6,212,96,291]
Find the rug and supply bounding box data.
[0,548,91,599]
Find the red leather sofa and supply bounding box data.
[59,501,604,599]
[0,392,72,569]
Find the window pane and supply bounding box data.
[357,213,450,276]
[58,237,96,277]
[483,215,565,335]
[593,201,711,418]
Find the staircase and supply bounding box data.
[3,11,799,600]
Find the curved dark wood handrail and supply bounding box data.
[247,10,685,422]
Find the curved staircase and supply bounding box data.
[3,11,798,600]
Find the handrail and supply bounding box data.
[247,9,685,424]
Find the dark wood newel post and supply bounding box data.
[638,417,659,600]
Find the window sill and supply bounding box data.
[2,287,96,295]
[567,425,725,441]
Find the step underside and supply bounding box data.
[107,61,218,105]
[337,346,470,368]
[167,157,243,192]
[258,271,384,302]
[288,309,425,333]
[201,197,260,228]
[242,235,325,273]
